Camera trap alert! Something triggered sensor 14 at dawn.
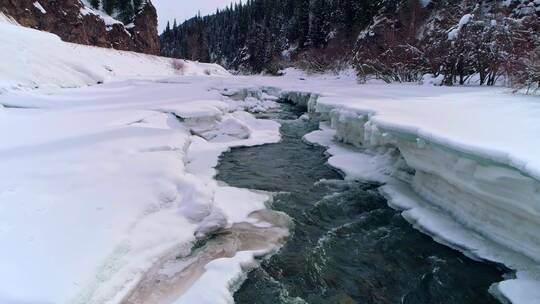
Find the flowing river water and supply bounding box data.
[215,103,505,304]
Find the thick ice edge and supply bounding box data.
[297,91,540,304]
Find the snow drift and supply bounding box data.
[0,17,229,92]
[0,20,285,304]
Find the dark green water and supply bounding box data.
[216,104,504,304]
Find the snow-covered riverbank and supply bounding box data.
[2,17,540,303]
[1,17,288,304]
[0,76,291,304]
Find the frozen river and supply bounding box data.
[216,102,504,303]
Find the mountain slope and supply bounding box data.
[0,18,229,91]
[161,0,539,89]
[0,0,160,54]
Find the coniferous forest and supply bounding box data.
[161,0,376,74]
[160,0,540,89]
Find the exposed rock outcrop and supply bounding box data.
[0,0,159,54]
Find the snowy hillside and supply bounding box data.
[0,17,228,92]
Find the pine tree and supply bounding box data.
[117,0,135,24]
[133,0,142,10]
[90,0,100,9]
[160,0,386,73]
[294,0,310,47]
[103,0,116,15]
[309,0,330,47]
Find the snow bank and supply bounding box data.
[174,251,262,304]
[0,21,229,91]
[0,23,289,302]
[0,77,284,303]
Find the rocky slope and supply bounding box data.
[0,0,159,54]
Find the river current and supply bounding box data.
[215,103,504,304]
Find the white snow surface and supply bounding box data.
[0,19,229,92]
[0,22,278,304]
[173,251,262,304]
[0,78,281,304]
[497,279,540,304]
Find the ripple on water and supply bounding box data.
[216,104,504,304]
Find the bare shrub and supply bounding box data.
[171,59,187,74]
[510,47,540,94]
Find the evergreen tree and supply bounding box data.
[116,0,135,24]
[294,0,310,47]
[90,0,100,9]
[159,0,540,83]
[309,0,330,47]
[103,0,116,15]
[133,0,142,10]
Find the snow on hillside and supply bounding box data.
[0,17,228,92]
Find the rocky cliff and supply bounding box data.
[0,0,159,54]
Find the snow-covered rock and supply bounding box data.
[1,0,161,54]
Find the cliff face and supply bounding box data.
[0,0,159,55]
